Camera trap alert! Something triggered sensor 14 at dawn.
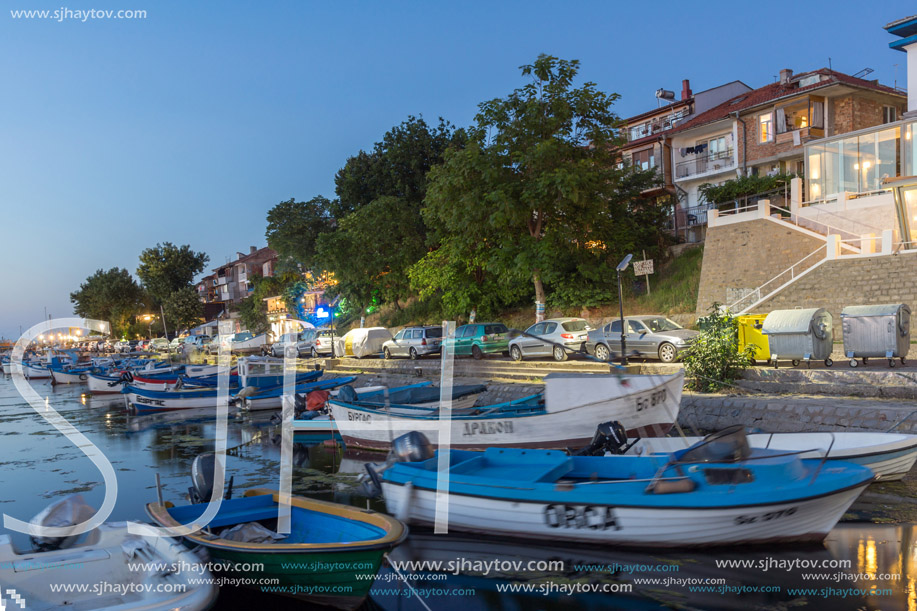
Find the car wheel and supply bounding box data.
[409,347,419,360]
[658,342,677,363]
[595,343,610,362]
[311,347,318,358]
[472,345,483,360]
[553,346,568,362]
[383,348,391,360]
[510,345,523,361]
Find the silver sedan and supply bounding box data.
[508,318,591,362]
[585,316,698,363]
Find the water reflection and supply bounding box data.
[3,377,917,609]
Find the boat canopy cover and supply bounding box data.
[841,304,910,318]
[365,384,486,405]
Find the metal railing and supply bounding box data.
[676,202,717,228]
[675,148,735,179]
[725,245,827,314]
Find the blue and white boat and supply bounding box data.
[124,369,324,412]
[376,427,874,547]
[237,376,359,411]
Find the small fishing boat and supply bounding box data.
[22,362,52,380]
[237,376,358,411]
[356,382,487,411]
[373,427,874,547]
[123,369,324,412]
[0,495,216,610]
[146,455,407,609]
[631,431,917,481]
[330,372,683,451]
[49,366,92,384]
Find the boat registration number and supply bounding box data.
[734,506,797,525]
[136,397,165,407]
[635,389,666,412]
[543,504,621,531]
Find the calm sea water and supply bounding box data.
[2,375,916,610]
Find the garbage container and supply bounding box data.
[840,304,910,368]
[737,314,770,364]
[761,308,834,368]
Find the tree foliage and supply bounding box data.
[698,173,796,206]
[136,243,210,305]
[162,286,205,333]
[265,196,335,271]
[70,268,147,337]
[683,304,755,392]
[421,54,670,311]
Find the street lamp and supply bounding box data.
[616,254,633,366]
[142,314,155,339]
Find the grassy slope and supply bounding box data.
[361,245,705,331]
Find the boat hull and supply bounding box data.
[50,369,89,384]
[331,372,683,450]
[380,479,869,548]
[634,432,917,481]
[87,373,124,394]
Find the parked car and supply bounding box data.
[585,315,699,363]
[271,332,301,358]
[150,338,170,352]
[382,326,443,360]
[136,339,149,352]
[446,323,510,360]
[169,337,184,351]
[508,318,592,362]
[183,335,212,350]
[314,329,335,356]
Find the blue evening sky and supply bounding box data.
[0,0,912,339]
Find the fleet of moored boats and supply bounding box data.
[2,344,917,608]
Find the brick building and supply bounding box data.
[196,246,278,308]
[669,68,906,242]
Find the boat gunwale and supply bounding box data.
[146,488,407,553]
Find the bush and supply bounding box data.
[698,173,795,206]
[683,304,755,392]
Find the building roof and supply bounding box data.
[212,246,277,272]
[670,69,905,135]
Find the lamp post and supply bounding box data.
[616,254,633,366]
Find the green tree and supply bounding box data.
[683,304,755,392]
[265,196,336,271]
[70,268,147,337]
[162,286,205,332]
[423,55,667,310]
[136,243,210,305]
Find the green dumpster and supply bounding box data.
[738,314,770,363]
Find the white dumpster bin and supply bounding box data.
[761,308,834,368]
[841,304,910,368]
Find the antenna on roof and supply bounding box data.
[828,57,832,71]
[851,67,874,79]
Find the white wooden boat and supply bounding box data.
[50,368,91,385]
[22,362,52,379]
[0,496,216,610]
[377,428,874,547]
[329,372,683,450]
[631,432,917,481]
[87,372,125,394]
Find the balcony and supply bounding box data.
[675,148,735,180]
[625,109,692,142]
[775,125,824,146]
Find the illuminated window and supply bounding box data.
[759,113,774,143]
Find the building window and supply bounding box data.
[632,148,655,170]
[883,106,897,124]
[759,112,774,143]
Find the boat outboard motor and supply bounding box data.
[364,431,435,498]
[575,421,637,456]
[189,453,233,504]
[390,431,435,463]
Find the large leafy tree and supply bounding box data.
[423,55,666,309]
[312,116,466,316]
[137,243,210,305]
[70,268,147,337]
[265,196,336,271]
[136,242,209,333]
[162,286,205,332]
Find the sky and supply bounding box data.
[0,0,913,339]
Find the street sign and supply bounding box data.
[633,259,654,276]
